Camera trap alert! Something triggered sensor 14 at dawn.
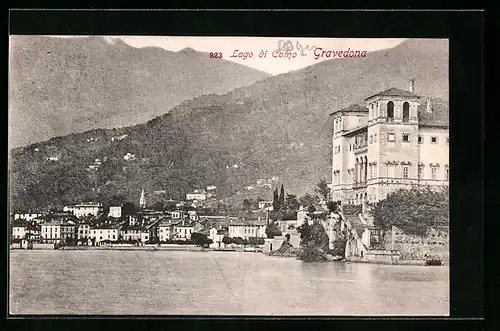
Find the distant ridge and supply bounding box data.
[10,39,448,211]
[9,36,271,148]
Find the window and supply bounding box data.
[100,236,102,240]
[387,101,394,120]
[431,167,437,180]
[431,136,438,143]
[370,135,373,144]
[374,134,377,142]
[402,134,409,143]
[388,133,395,142]
[418,136,423,144]
[387,165,395,178]
[369,165,373,178]
[402,102,410,122]
[445,167,449,181]
[402,166,409,178]
[446,137,449,144]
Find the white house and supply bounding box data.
[64,202,103,218]
[208,227,226,249]
[11,220,27,239]
[170,210,186,219]
[40,221,62,244]
[89,224,121,244]
[186,191,207,201]
[14,213,45,222]
[157,220,174,242]
[108,206,122,218]
[258,201,274,210]
[228,219,267,240]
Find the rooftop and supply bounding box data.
[364,87,421,101]
[230,219,267,226]
[330,104,368,116]
[418,97,449,127]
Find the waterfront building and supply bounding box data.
[120,221,150,243]
[208,227,226,248]
[157,219,174,242]
[60,221,78,243]
[228,219,267,240]
[11,220,28,239]
[77,222,91,241]
[172,219,197,240]
[90,223,121,244]
[40,221,62,244]
[329,81,449,205]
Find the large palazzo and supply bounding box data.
[330,81,449,205]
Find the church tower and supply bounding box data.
[139,189,146,209]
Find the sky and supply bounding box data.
[50,36,406,75]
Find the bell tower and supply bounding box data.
[139,189,146,209]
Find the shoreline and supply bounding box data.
[11,246,447,266]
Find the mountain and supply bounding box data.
[8,36,271,148]
[9,39,449,211]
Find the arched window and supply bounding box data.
[387,101,395,120]
[364,156,368,183]
[403,102,410,122]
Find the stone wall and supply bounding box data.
[382,226,449,262]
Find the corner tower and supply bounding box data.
[364,83,421,201]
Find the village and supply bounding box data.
[10,82,450,264]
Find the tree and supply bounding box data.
[299,192,319,209]
[122,202,136,216]
[330,229,348,257]
[279,184,285,209]
[248,237,265,245]
[272,188,280,211]
[370,186,449,239]
[242,199,254,211]
[315,177,330,201]
[231,237,244,245]
[265,221,282,239]
[222,236,232,246]
[326,201,340,213]
[284,194,300,211]
[297,222,311,243]
[191,232,210,246]
[152,201,164,211]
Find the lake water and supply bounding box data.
[9,250,449,316]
